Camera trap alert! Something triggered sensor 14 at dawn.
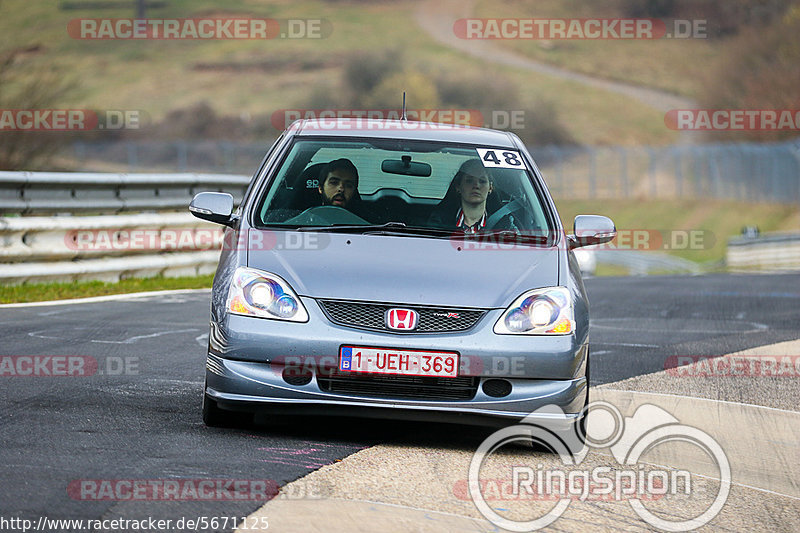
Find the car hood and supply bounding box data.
[247,231,560,309]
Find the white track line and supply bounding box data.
[0,288,210,308]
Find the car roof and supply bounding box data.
[287,118,519,148]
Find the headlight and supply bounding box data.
[226,267,308,322]
[494,287,574,335]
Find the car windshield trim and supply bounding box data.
[295,223,454,238]
[285,224,551,246]
[251,137,557,240]
[476,230,552,246]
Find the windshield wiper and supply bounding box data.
[297,222,453,238]
[468,230,552,245]
[296,225,550,242]
[363,226,455,238]
[297,222,407,232]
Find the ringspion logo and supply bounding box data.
[469,402,730,531]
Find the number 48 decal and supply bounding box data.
[476,148,523,169]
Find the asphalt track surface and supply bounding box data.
[0,273,798,531]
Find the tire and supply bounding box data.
[530,350,589,454]
[202,390,227,427]
[577,349,590,444]
[202,381,252,428]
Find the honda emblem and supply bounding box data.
[385,308,418,330]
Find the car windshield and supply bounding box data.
[254,138,554,242]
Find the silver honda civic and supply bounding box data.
[190,118,615,434]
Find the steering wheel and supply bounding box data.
[284,205,370,226]
[484,198,527,231]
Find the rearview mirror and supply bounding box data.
[568,215,616,249]
[381,155,432,177]
[189,192,235,227]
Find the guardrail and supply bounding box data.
[0,171,251,215]
[592,249,703,275]
[0,212,226,284]
[0,172,249,284]
[727,233,800,272]
[3,171,797,285]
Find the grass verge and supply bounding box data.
[0,274,213,304]
[593,264,631,277]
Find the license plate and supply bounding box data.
[339,346,459,378]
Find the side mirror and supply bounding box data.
[568,215,616,249]
[189,192,235,227]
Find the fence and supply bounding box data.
[64,139,800,203]
[534,141,800,203]
[69,140,269,175]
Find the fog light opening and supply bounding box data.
[282,367,313,386]
[482,379,512,398]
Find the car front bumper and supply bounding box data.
[206,298,588,426]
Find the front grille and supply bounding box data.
[318,300,485,333]
[317,369,479,401]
